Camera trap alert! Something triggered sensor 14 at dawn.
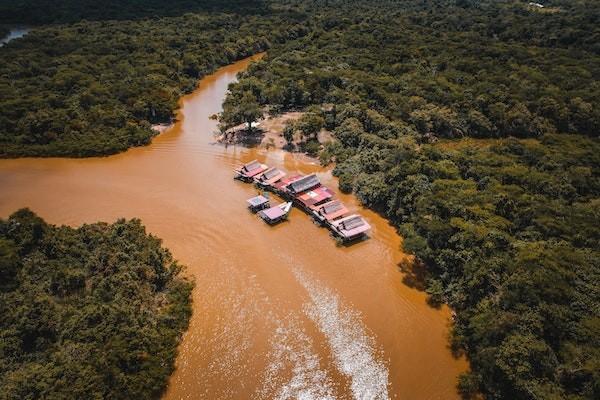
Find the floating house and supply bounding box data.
[296,186,334,209]
[246,195,270,212]
[331,214,371,241]
[272,174,304,192]
[255,167,286,187]
[259,202,293,224]
[234,160,268,181]
[235,164,370,244]
[285,174,321,196]
[311,200,349,222]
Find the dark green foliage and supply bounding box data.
[0,0,268,24]
[333,126,600,400]
[296,112,324,140]
[224,2,600,399]
[321,121,600,399]
[0,209,193,400]
[0,8,308,157]
[220,90,263,132]
[224,0,599,141]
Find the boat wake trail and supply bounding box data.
[258,316,336,400]
[293,268,390,400]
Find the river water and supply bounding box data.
[0,55,467,399]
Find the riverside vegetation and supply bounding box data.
[0,209,193,399]
[219,1,600,399]
[0,1,306,157]
[1,0,599,399]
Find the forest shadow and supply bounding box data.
[397,257,444,309]
[0,0,270,25]
[397,257,427,291]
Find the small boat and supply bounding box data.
[254,167,286,187]
[246,195,270,212]
[310,200,349,223]
[331,214,371,242]
[234,160,268,181]
[259,202,292,225]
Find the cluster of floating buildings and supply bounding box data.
[235,160,371,243]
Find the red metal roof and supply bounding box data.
[296,186,334,207]
[312,200,349,221]
[333,214,371,238]
[260,206,286,220]
[242,164,268,178]
[273,174,303,190]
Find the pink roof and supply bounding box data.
[242,164,268,178]
[260,205,286,220]
[296,186,334,207]
[332,214,371,238]
[312,200,349,221]
[255,167,286,186]
[273,174,303,190]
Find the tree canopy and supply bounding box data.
[0,209,193,399]
[0,6,308,157]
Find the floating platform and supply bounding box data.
[331,214,371,242]
[271,174,303,193]
[255,167,286,187]
[285,174,320,196]
[246,195,270,212]
[310,200,349,223]
[234,160,268,182]
[296,186,334,210]
[259,202,292,225]
[237,163,370,241]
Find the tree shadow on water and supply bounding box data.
[220,127,264,148]
[397,257,444,309]
[398,257,427,291]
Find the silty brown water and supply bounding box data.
[0,55,467,399]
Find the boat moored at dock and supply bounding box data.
[259,202,292,224]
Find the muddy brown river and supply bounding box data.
[0,55,467,399]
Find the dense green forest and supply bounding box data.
[0,209,193,399]
[223,2,599,139]
[0,4,306,157]
[0,0,268,24]
[221,1,600,399]
[1,0,599,399]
